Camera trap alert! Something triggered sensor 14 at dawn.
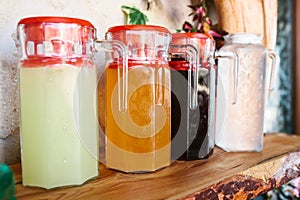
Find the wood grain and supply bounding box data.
[183,150,300,200]
[213,0,277,50]
[12,133,300,200]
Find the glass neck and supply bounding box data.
[225,33,262,44]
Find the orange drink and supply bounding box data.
[103,25,172,172]
[105,61,171,172]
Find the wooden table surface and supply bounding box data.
[11,133,300,200]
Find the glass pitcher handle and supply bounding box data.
[215,51,239,104]
[94,40,128,112]
[11,32,22,58]
[266,49,279,97]
[169,44,199,110]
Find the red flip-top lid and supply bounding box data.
[107,25,170,33]
[17,16,96,67]
[18,16,94,27]
[18,16,95,43]
[172,32,213,40]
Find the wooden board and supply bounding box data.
[12,133,300,200]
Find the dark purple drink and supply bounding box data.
[170,55,215,160]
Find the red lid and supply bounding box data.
[18,16,95,43]
[17,16,96,65]
[107,25,170,33]
[172,32,213,40]
[18,16,94,27]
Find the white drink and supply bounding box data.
[19,64,99,189]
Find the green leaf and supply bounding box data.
[121,5,149,25]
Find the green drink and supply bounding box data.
[19,65,98,189]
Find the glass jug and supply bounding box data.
[169,33,216,160]
[103,25,172,172]
[215,33,277,152]
[16,16,99,189]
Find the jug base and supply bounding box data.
[216,144,263,152]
